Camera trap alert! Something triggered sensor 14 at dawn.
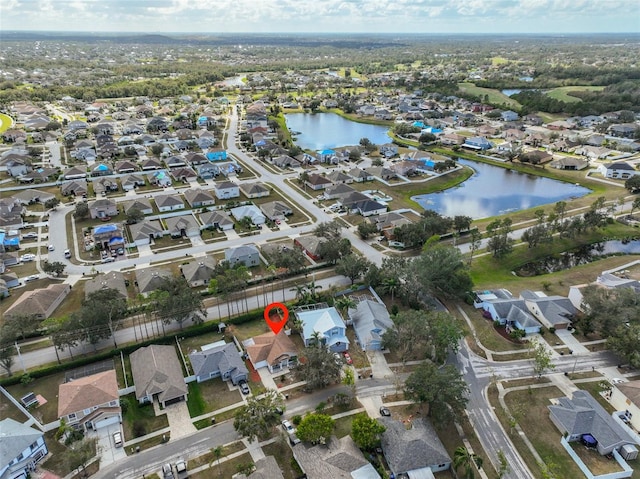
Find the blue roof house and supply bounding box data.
[206,149,228,161]
[463,136,494,150]
[296,306,349,353]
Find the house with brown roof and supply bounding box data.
[130,345,188,407]
[244,331,298,373]
[239,182,270,199]
[58,370,121,431]
[60,179,88,197]
[155,194,185,212]
[294,235,327,261]
[124,198,153,216]
[165,214,200,238]
[4,284,71,320]
[305,174,332,191]
[183,188,215,208]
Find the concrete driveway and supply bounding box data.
[164,401,196,439]
[92,423,126,466]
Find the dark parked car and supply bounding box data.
[379,406,391,417]
[238,380,250,395]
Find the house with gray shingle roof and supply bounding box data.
[610,380,640,432]
[129,220,164,246]
[165,214,200,238]
[189,341,248,385]
[293,435,380,479]
[183,188,215,208]
[180,256,217,287]
[239,182,270,199]
[130,345,188,407]
[230,204,266,226]
[121,173,146,191]
[347,298,394,351]
[135,267,172,296]
[549,390,636,456]
[225,244,261,268]
[200,210,234,231]
[379,417,451,477]
[124,198,153,216]
[521,291,576,329]
[260,201,293,222]
[155,193,185,212]
[84,271,127,299]
[0,418,48,479]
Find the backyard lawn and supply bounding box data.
[186,380,243,417]
[6,371,67,425]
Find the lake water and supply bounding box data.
[412,159,591,219]
[501,89,522,97]
[285,113,391,150]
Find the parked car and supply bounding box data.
[113,432,123,448]
[64,249,71,258]
[101,256,115,263]
[175,459,187,474]
[379,406,391,417]
[282,419,295,435]
[47,244,55,251]
[116,247,125,255]
[162,464,175,479]
[20,254,36,262]
[21,232,38,239]
[289,433,301,445]
[24,274,40,282]
[343,351,353,365]
[238,380,250,395]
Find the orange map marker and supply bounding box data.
[264,302,289,335]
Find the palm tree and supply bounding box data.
[209,446,223,476]
[380,277,400,305]
[290,284,307,302]
[453,446,483,479]
[334,296,356,320]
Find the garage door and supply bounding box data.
[94,416,120,429]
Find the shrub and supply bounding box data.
[315,401,326,413]
[292,415,302,426]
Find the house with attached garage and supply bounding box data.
[189,341,248,385]
[170,166,198,183]
[183,188,215,208]
[214,180,240,199]
[239,182,270,199]
[4,284,71,320]
[199,210,234,231]
[60,179,88,197]
[115,160,138,174]
[0,418,48,479]
[598,161,640,180]
[305,173,332,190]
[84,271,128,299]
[130,345,188,407]
[148,170,172,187]
[244,331,298,373]
[124,198,153,216]
[609,380,640,432]
[295,304,349,353]
[224,244,261,268]
[89,198,118,219]
[347,298,394,351]
[129,220,164,246]
[294,235,327,261]
[135,267,172,296]
[155,194,185,212]
[260,201,293,222]
[57,370,121,431]
[379,417,451,478]
[165,214,200,238]
[230,204,266,226]
[520,290,576,330]
[180,256,217,287]
[195,162,219,179]
[474,289,542,334]
[348,167,374,182]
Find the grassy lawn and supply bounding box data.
[187,440,245,469]
[50,280,85,318]
[456,303,528,353]
[546,86,605,103]
[0,394,28,421]
[263,438,304,479]
[125,432,170,454]
[457,83,521,109]
[6,371,66,424]
[42,430,98,477]
[333,413,357,439]
[186,380,242,417]
[188,452,253,479]
[121,393,169,441]
[503,385,584,478]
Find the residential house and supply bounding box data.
[549,390,636,456]
[379,143,399,158]
[230,204,266,226]
[364,167,396,180]
[170,166,198,183]
[348,167,374,182]
[224,245,261,268]
[391,160,418,177]
[60,179,88,197]
[200,210,235,231]
[120,173,147,191]
[292,436,380,479]
[4,284,71,320]
[379,417,451,478]
[521,150,553,165]
[91,163,113,177]
[441,132,466,146]
[115,160,138,174]
[599,162,640,180]
[20,167,58,183]
[57,370,121,431]
[370,212,412,237]
[324,183,356,201]
[89,198,118,219]
[4,158,30,177]
[294,235,327,261]
[610,380,640,431]
[260,201,293,222]
[501,110,520,122]
[521,291,576,329]
[11,189,55,206]
[348,298,394,351]
[130,345,188,407]
[129,220,164,247]
[206,148,227,161]
[244,331,298,373]
[0,199,23,229]
[147,170,172,187]
[2,129,28,143]
[84,271,128,299]
[549,157,589,171]
[140,158,163,171]
[239,182,270,199]
[305,173,332,190]
[124,198,153,216]
[189,341,248,385]
[183,188,215,208]
[326,171,354,184]
[93,177,119,196]
[609,124,637,139]
[63,166,88,180]
[135,267,172,296]
[186,153,209,167]
[180,256,217,287]
[463,136,493,150]
[165,214,200,238]
[349,199,387,217]
[272,155,301,169]
[92,223,125,250]
[214,180,240,199]
[0,418,48,479]
[295,305,349,352]
[195,162,219,179]
[155,194,185,212]
[235,456,285,479]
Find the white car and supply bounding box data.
[21,232,38,240]
[24,274,40,282]
[47,244,55,251]
[281,419,295,435]
[20,254,36,262]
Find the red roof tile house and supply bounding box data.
[58,370,121,431]
[244,331,298,373]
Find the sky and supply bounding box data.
[1,0,639,34]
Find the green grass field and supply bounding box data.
[458,83,521,109]
[546,86,605,103]
[0,113,14,133]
